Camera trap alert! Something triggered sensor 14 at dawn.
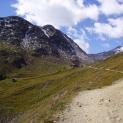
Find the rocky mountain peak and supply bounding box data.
[0,16,32,45]
[42,25,56,37]
[0,16,93,63]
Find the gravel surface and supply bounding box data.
[56,80,123,123]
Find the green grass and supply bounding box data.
[0,41,20,52]
[93,53,123,70]
[0,53,123,123]
[0,41,26,78]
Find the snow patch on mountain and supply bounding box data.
[114,46,123,54]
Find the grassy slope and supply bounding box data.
[0,41,27,77]
[0,54,123,123]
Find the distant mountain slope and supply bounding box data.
[0,16,92,63]
[90,46,123,61]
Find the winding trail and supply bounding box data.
[88,66,123,74]
[56,80,123,123]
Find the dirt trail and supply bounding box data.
[56,80,123,123]
[88,66,123,74]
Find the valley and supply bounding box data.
[0,16,123,123]
[0,54,123,123]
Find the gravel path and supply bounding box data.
[56,80,123,123]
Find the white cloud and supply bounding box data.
[98,0,123,15]
[67,27,90,53]
[11,0,123,52]
[87,17,123,39]
[82,5,99,20]
[12,0,99,28]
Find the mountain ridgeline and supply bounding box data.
[0,16,92,62]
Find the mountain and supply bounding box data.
[0,16,92,63]
[90,46,123,61]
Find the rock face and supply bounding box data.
[0,16,92,63]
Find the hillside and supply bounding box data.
[0,16,94,80]
[0,41,28,80]
[0,53,123,123]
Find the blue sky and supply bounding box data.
[0,0,123,54]
[0,0,16,17]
